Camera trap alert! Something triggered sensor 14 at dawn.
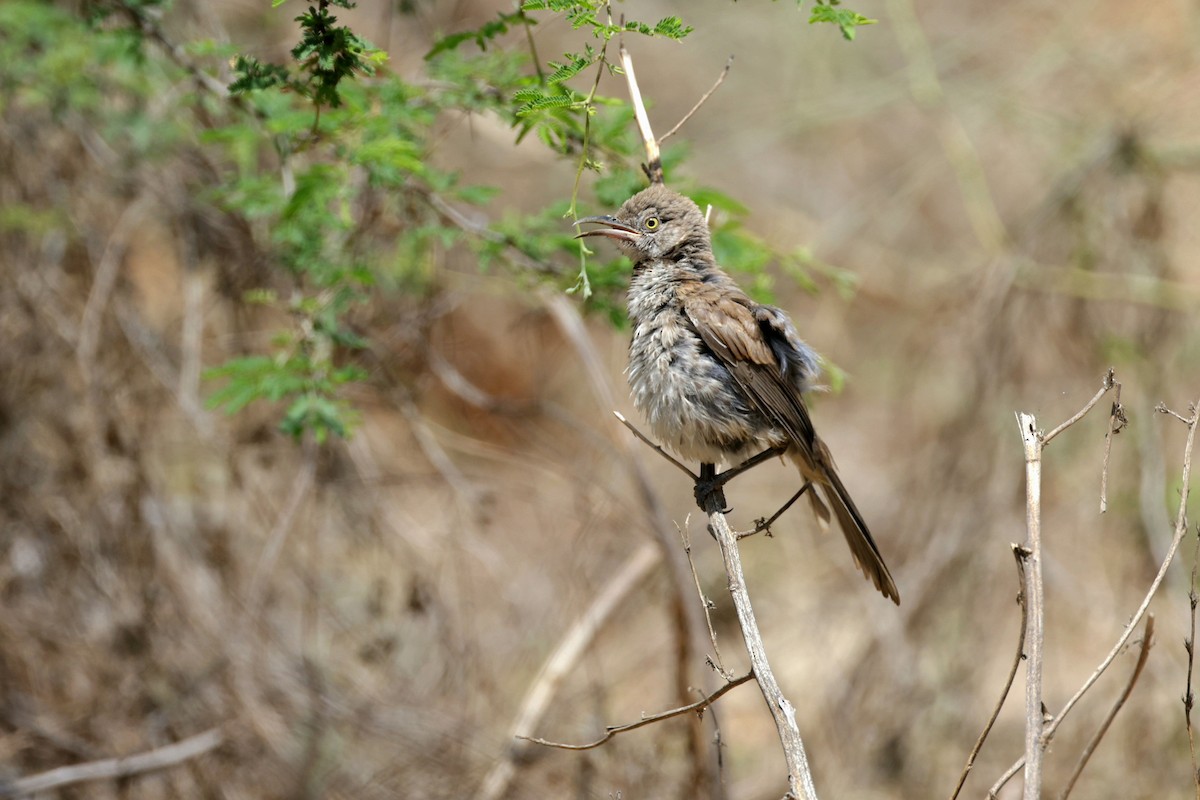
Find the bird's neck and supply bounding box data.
[633,240,719,279]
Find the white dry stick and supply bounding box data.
[4,728,223,797]
[1015,412,1047,800]
[618,41,663,184]
[707,508,818,800]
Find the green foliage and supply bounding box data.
[805,0,876,40]
[228,0,385,114]
[2,0,875,443]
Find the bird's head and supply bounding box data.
[574,184,710,264]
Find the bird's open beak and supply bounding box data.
[573,215,641,244]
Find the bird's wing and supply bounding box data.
[682,286,820,455]
[683,283,900,604]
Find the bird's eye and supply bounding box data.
[644,217,660,230]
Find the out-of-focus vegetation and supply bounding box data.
[4,0,1200,798]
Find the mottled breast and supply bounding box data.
[625,262,772,463]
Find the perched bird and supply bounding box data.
[576,184,899,604]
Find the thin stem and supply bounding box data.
[522,12,545,83]
[949,546,1028,800]
[1100,374,1125,513]
[1188,531,1200,795]
[1015,411,1046,800]
[659,56,733,143]
[568,46,609,218]
[1043,368,1115,444]
[1056,615,1155,800]
[680,520,731,680]
[6,729,223,797]
[738,484,811,540]
[613,411,697,479]
[520,672,753,751]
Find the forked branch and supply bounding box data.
[991,392,1200,798]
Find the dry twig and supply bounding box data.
[1014,410,1048,800]
[659,56,733,144]
[519,672,753,751]
[614,411,697,479]
[1100,371,1125,513]
[2,728,223,798]
[618,41,662,184]
[1006,373,1120,799]
[948,546,1028,800]
[1187,530,1200,796]
[680,520,733,680]
[991,393,1200,798]
[704,502,818,800]
[1056,615,1154,800]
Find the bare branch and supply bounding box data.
[679,520,732,680]
[618,42,663,184]
[659,56,733,144]
[1057,615,1155,800]
[1042,368,1115,445]
[992,392,1200,798]
[1156,401,1195,425]
[1100,374,1125,513]
[1187,531,1200,795]
[614,411,697,479]
[738,483,810,540]
[4,728,223,798]
[949,546,1028,800]
[520,672,753,751]
[1014,411,1047,800]
[704,501,819,800]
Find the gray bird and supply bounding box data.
[576,184,899,604]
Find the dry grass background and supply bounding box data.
[4,0,1200,798]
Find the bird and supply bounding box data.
[575,183,899,604]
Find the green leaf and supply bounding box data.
[808,4,876,40]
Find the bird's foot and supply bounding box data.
[694,463,732,514]
[693,478,731,514]
[693,448,787,514]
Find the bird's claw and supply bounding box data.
[693,477,731,514]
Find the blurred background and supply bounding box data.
[3,0,1200,797]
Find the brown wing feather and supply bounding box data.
[683,284,900,604]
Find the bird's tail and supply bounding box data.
[789,445,900,605]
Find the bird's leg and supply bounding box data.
[695,462,731,514]
[693,446,788,512]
